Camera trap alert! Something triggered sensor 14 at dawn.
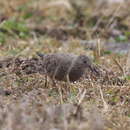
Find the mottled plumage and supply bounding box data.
[37,52,93,82]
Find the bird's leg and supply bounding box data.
[66,74,70,83]
[66,74,71,92]
[51,68,58,88]
[51,78,57,88]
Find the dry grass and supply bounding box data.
[0,0,130,130]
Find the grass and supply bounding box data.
[0,0,130,130]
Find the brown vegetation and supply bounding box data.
[0,0,130,130]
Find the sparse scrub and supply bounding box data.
[0,0,130,130]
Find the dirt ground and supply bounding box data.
[0,0,130,130]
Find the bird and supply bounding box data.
[37,52,95,82]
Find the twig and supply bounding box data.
[97,39,101,57]
[99,85,108,112]
[126,50,130,71]
[105,3,122,29]
[113,58,125,77]
[78,88,86,105]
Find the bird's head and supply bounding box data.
[77,55,92,68]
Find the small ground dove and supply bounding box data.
[37,52,94,82]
